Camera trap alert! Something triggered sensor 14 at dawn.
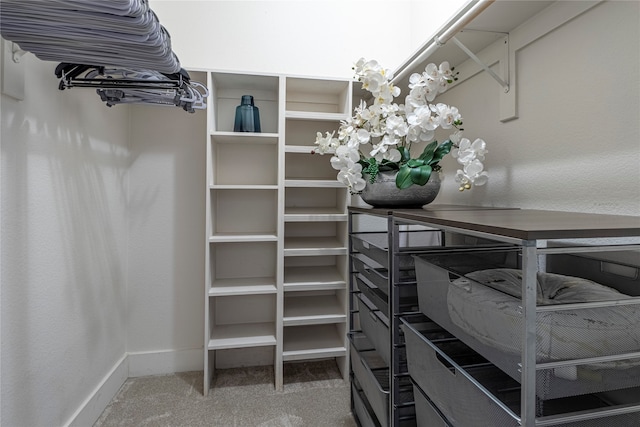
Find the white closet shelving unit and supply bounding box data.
[205,72,281,394]
[204,70,353,393]
[281,76,351,372]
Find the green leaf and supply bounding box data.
[418,141,438,163]
[378,159,400,171]
[398,146,411,163]
[410,164,433,186]
[432,140,453,164]
[407,158,425,167]
[396,165,414,189]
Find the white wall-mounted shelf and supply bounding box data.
[208,322,277,350]
[284,179,344,188]
[284,237,347,257]
[284,210,347,222]
[210,131,279,141]
[285,111,348,122]
[283,265,346,291]
[209,278,277,297]
[209,233,278,243]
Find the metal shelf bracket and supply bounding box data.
[451,35,510,93]
[11,42,26,63]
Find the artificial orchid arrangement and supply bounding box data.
[313,58,488,194]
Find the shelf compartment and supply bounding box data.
[210,188,277,237]
[284,118,341,147]
[209,241,277,290]
[210,293,276,350]
[210,72,279,133]
[210,134,278,186]
[284,222,347,255]
[285,151,339,182]
[284,256,346,291]
[283,293,346,326]
[282,324,346,361]
[285,187,347,221]
[285,77,350,115]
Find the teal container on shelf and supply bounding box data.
[233,95,261,132]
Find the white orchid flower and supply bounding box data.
[337,162,366,193]
[382,148,402,162]
[452,138,488,164]
[432,103,461,129]
[385,114,408,137]
[314,131,338,154]
[330,145,360,170]
[370,134,399,159]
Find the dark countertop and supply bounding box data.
[392,208,640,240]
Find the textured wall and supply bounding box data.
[430,1,640,216]
[126,103,206,359]
[1,53,129,425]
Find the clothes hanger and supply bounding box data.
[57,64,208,113]
[0,0,180,74]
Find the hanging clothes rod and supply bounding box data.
[392,0,495,85]
[0,0,180,73]
[56,64,208,113]
[0,0,209,112]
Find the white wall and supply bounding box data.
[126,100,206,373]
[150,0,466,78]
[124,0,467,371]
[431,1,640,216]
[1,51,129,426]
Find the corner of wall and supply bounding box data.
[65,354,129,427]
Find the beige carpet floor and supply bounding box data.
[94,360,356,427]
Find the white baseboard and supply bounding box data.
[66,354,129,427]
[127,348,203,377]
[65,348,202,426]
